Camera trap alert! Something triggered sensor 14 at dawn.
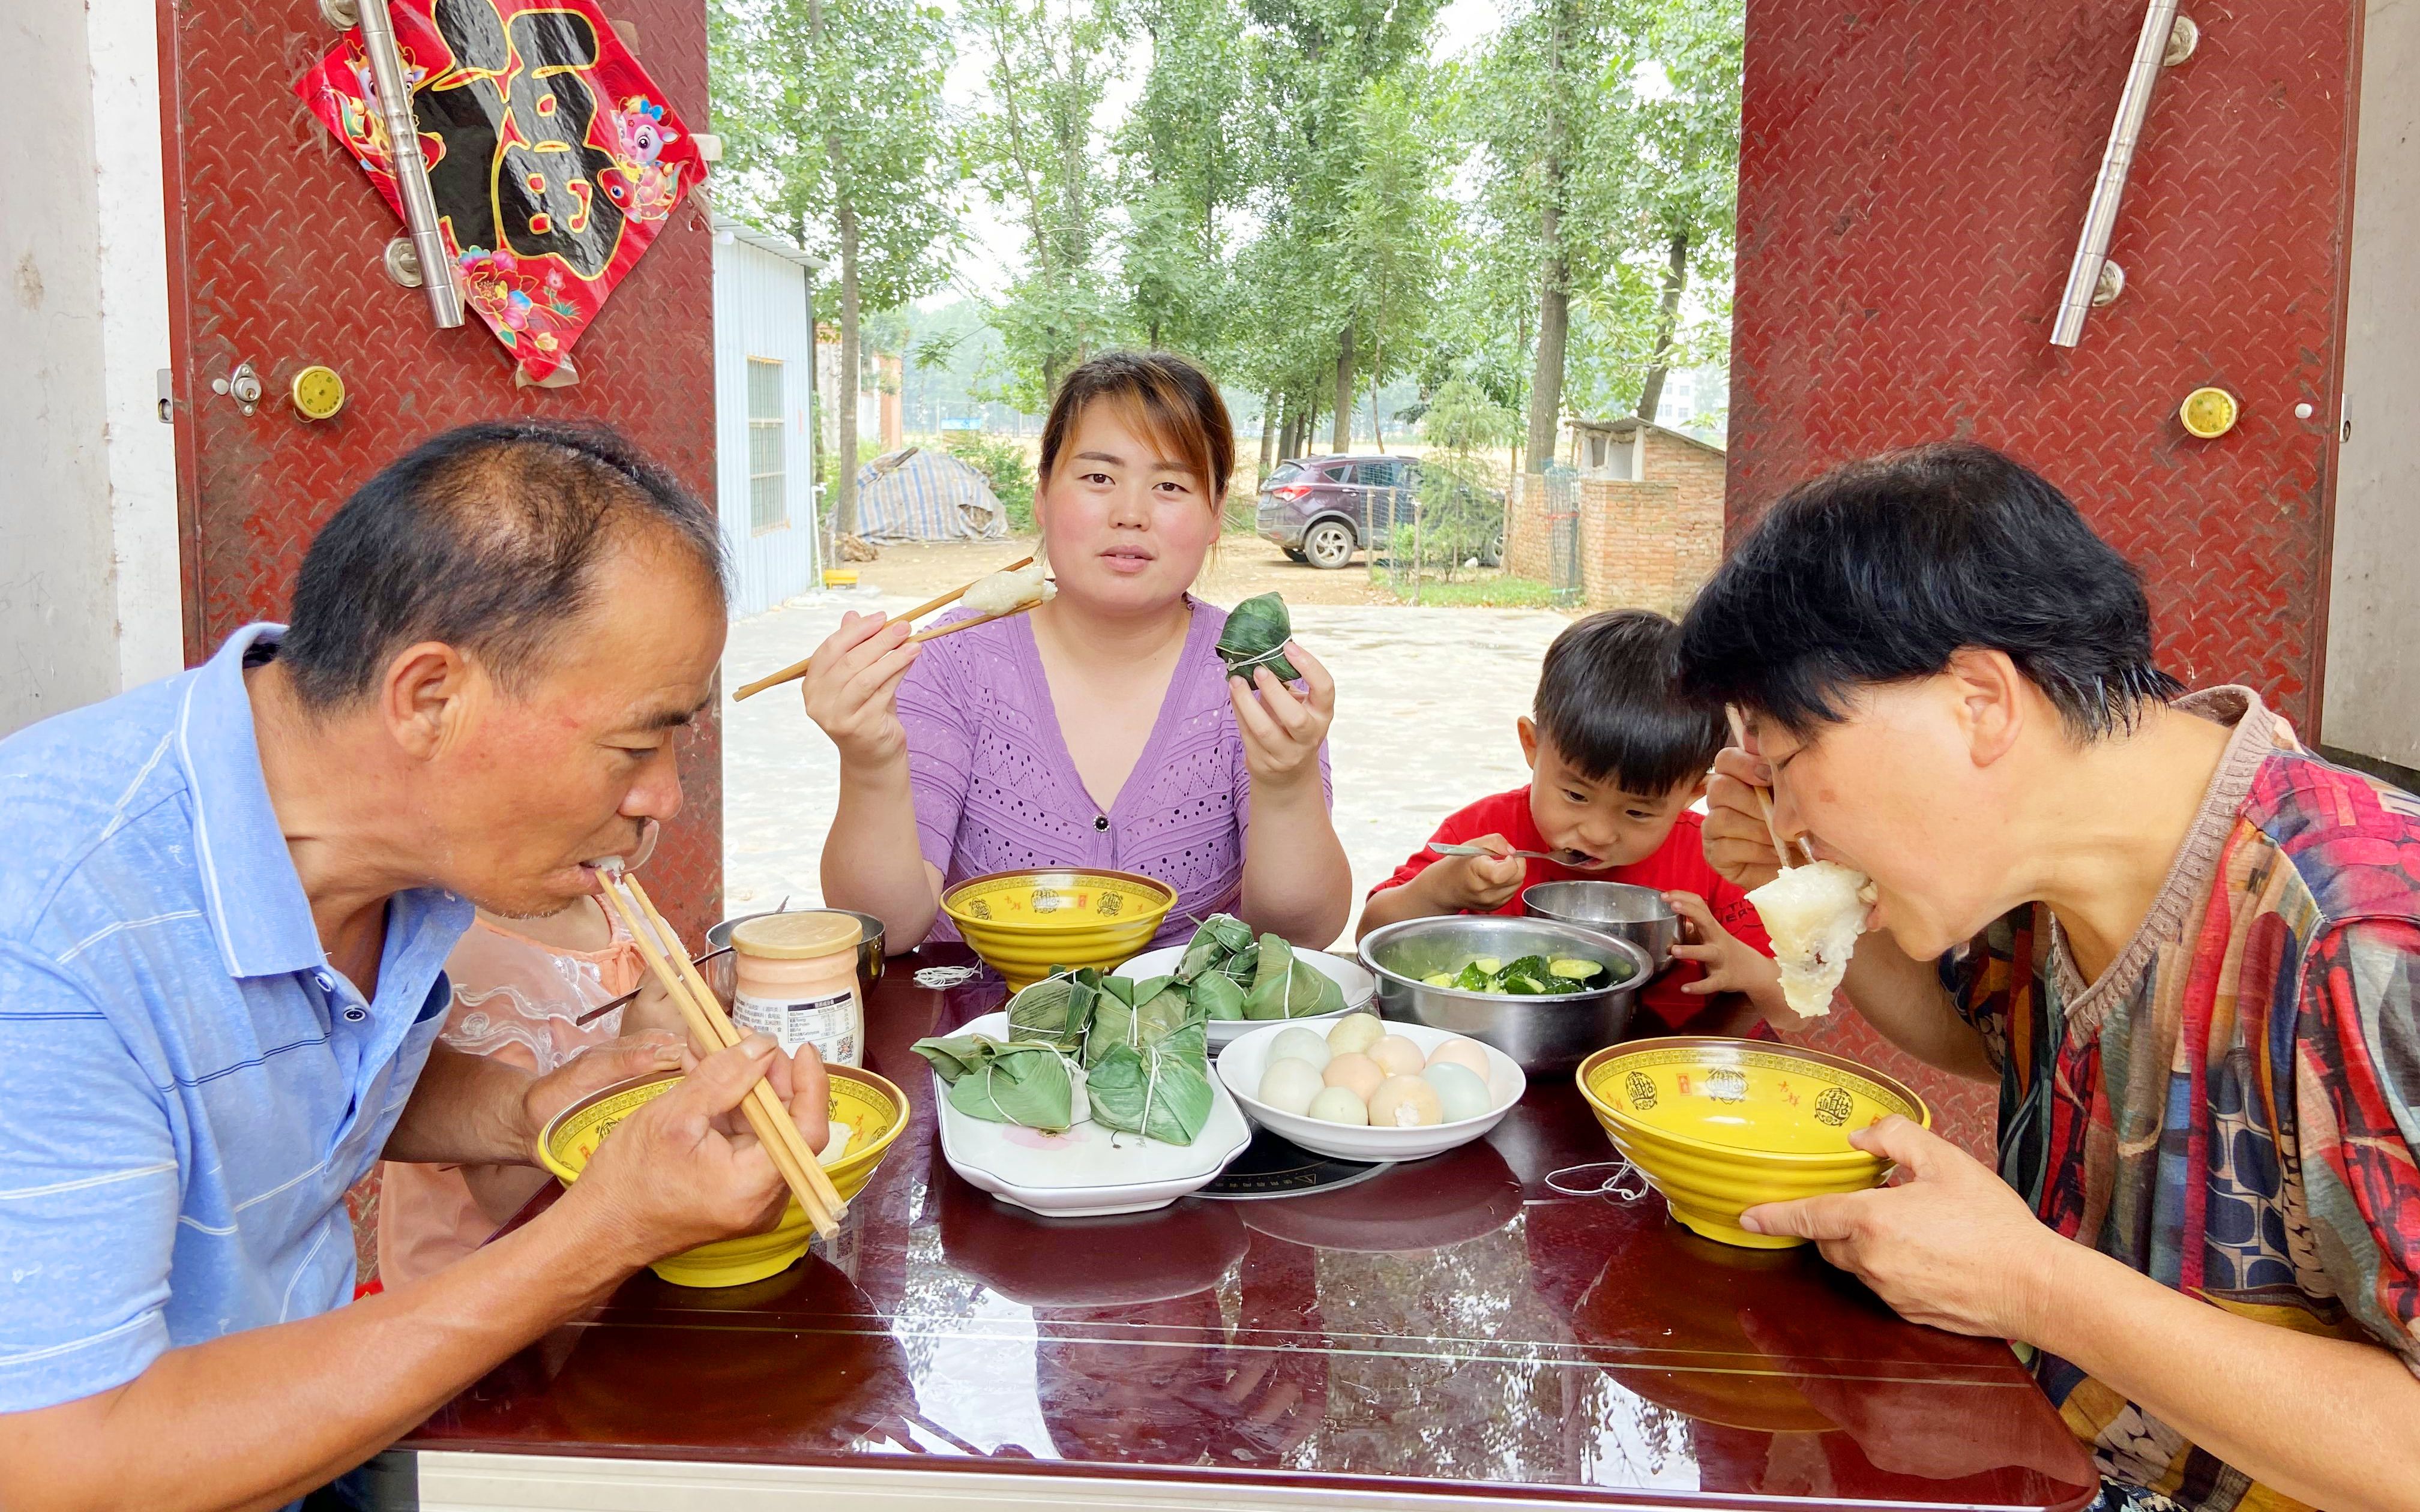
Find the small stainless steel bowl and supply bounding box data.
[708,908,887,983]
[1358,915,1652,1073]
[1522,881,1680,973]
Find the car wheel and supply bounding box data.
[1283,547,1308,563]
[1480,532,1504,569]
[1303,520,1355,570]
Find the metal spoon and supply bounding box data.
[1427,840,1597,866]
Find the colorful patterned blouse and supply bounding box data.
[1944,688,2420,1511]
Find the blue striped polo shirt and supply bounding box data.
[0,624,471,1412]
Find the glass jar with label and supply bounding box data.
[728,911,864,1068]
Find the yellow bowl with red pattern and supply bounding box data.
[1576,1037,1929,1249]
[536,1065,908,1286]
[938,868,1178,991]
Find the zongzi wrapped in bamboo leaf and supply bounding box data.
[1086,1020,1213,1145]
[1175,913,1256,982]
[1005,968,1099,1051]
[1245,955,1344,1019]
[1191,968,1247,1020]
[910,1033,1088,1132]
[1085,977,1198,1066]
[1217,593,1301,682]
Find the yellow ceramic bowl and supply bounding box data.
[938,868,1178,991]
[1576,1036,1929,1249]
[537,1064,909,1287]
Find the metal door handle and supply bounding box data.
[2050,1,2193,347]
[356,0,463,328]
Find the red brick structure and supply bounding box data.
[1504,419,1729,618]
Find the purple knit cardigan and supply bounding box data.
[896,598,1332,947]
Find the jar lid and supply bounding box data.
[729,910,862,959]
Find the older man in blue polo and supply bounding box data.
[0,421,826,1510]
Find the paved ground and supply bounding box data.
[722,566,1568,947]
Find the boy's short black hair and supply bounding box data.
[281,419,726,710]
[1534,610,1725,795]
[1676,441,2181,739]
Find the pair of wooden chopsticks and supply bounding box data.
[1726,706,1811,868]
[592,866,847,1241]
[732,555,1038,701]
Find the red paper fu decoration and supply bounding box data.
[297,0,706,383]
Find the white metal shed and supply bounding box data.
[712,216,823,617]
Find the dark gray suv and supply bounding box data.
[1254,454,1505,570]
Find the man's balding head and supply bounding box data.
[282,420,726,708]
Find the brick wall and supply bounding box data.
[1577,477,1723,620]
[1505,474,1553,582]
[1647,433,1727,535]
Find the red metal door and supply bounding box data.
[1728,0,2363,1147]
[155,0,722,937]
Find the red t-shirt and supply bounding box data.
[1368,786,1772,1030]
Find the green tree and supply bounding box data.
[1238,0,1443,453]
[1116,0,1253,357]
[1611,0,1741,422]
[1338,71,1451,449]
[965,0,1127,409]
[709,0,959,538]
[1470,0,1637,472]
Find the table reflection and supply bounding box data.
[414,948,2096,1511]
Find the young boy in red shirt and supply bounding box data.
[1358,610,1783,1033]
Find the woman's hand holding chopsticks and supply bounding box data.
[801,610,920,767]
[1702,745,1789,892]
[561,1034,831,1263]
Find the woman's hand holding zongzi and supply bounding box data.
[1228,640,1334,791]
[801,610,920,767]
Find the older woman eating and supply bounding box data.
[803,351,1352,952]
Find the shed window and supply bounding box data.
[748,358,786,532]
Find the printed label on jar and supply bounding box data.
[732,988,859,1067]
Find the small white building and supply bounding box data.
[711,216,824,617]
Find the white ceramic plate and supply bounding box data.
[1215,1019,1526,1163]
[1112,943,1375,1047]
[931,1012,1253,1218]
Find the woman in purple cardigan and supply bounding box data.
[799,352,1353,953]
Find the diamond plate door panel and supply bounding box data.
[1730,0,2361,729]
[157,0,722,937]
[1727,0,2363,1148]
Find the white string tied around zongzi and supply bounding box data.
[1224,641,1292,677]
[1139,1040,1163,1138]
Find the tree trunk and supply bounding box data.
[1526,218,1568,476]
[835,200,862,538]
[1635,231,1691,424]
[1259,392,1278,481]
[1368,353,1385,451]
[1278,398,1298,463]
[1331,323,1355,454]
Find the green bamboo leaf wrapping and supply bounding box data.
[1192,969,1247,1020]
[1215,593,1301,682]
[912,1034,1087,1132]
[1006,968,1098,1051]
[1252,932,1293,991]
[1175,914,1256,983]
[1085,980,1197,1066]
[1086,1020,1212,1145]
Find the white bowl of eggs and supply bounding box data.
[1215,1013,1526,1163]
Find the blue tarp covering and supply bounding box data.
[853,448,1008,542]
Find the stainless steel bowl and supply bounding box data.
[707,908,887,983]
[1521,881,1679,972]
[1357,915,1652,1073]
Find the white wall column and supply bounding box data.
[2322,0,2420,769]
[0,0,181,738]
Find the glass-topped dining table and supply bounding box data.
[396,945,2098,1512]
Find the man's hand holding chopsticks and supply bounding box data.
[564,1034,833,1264]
